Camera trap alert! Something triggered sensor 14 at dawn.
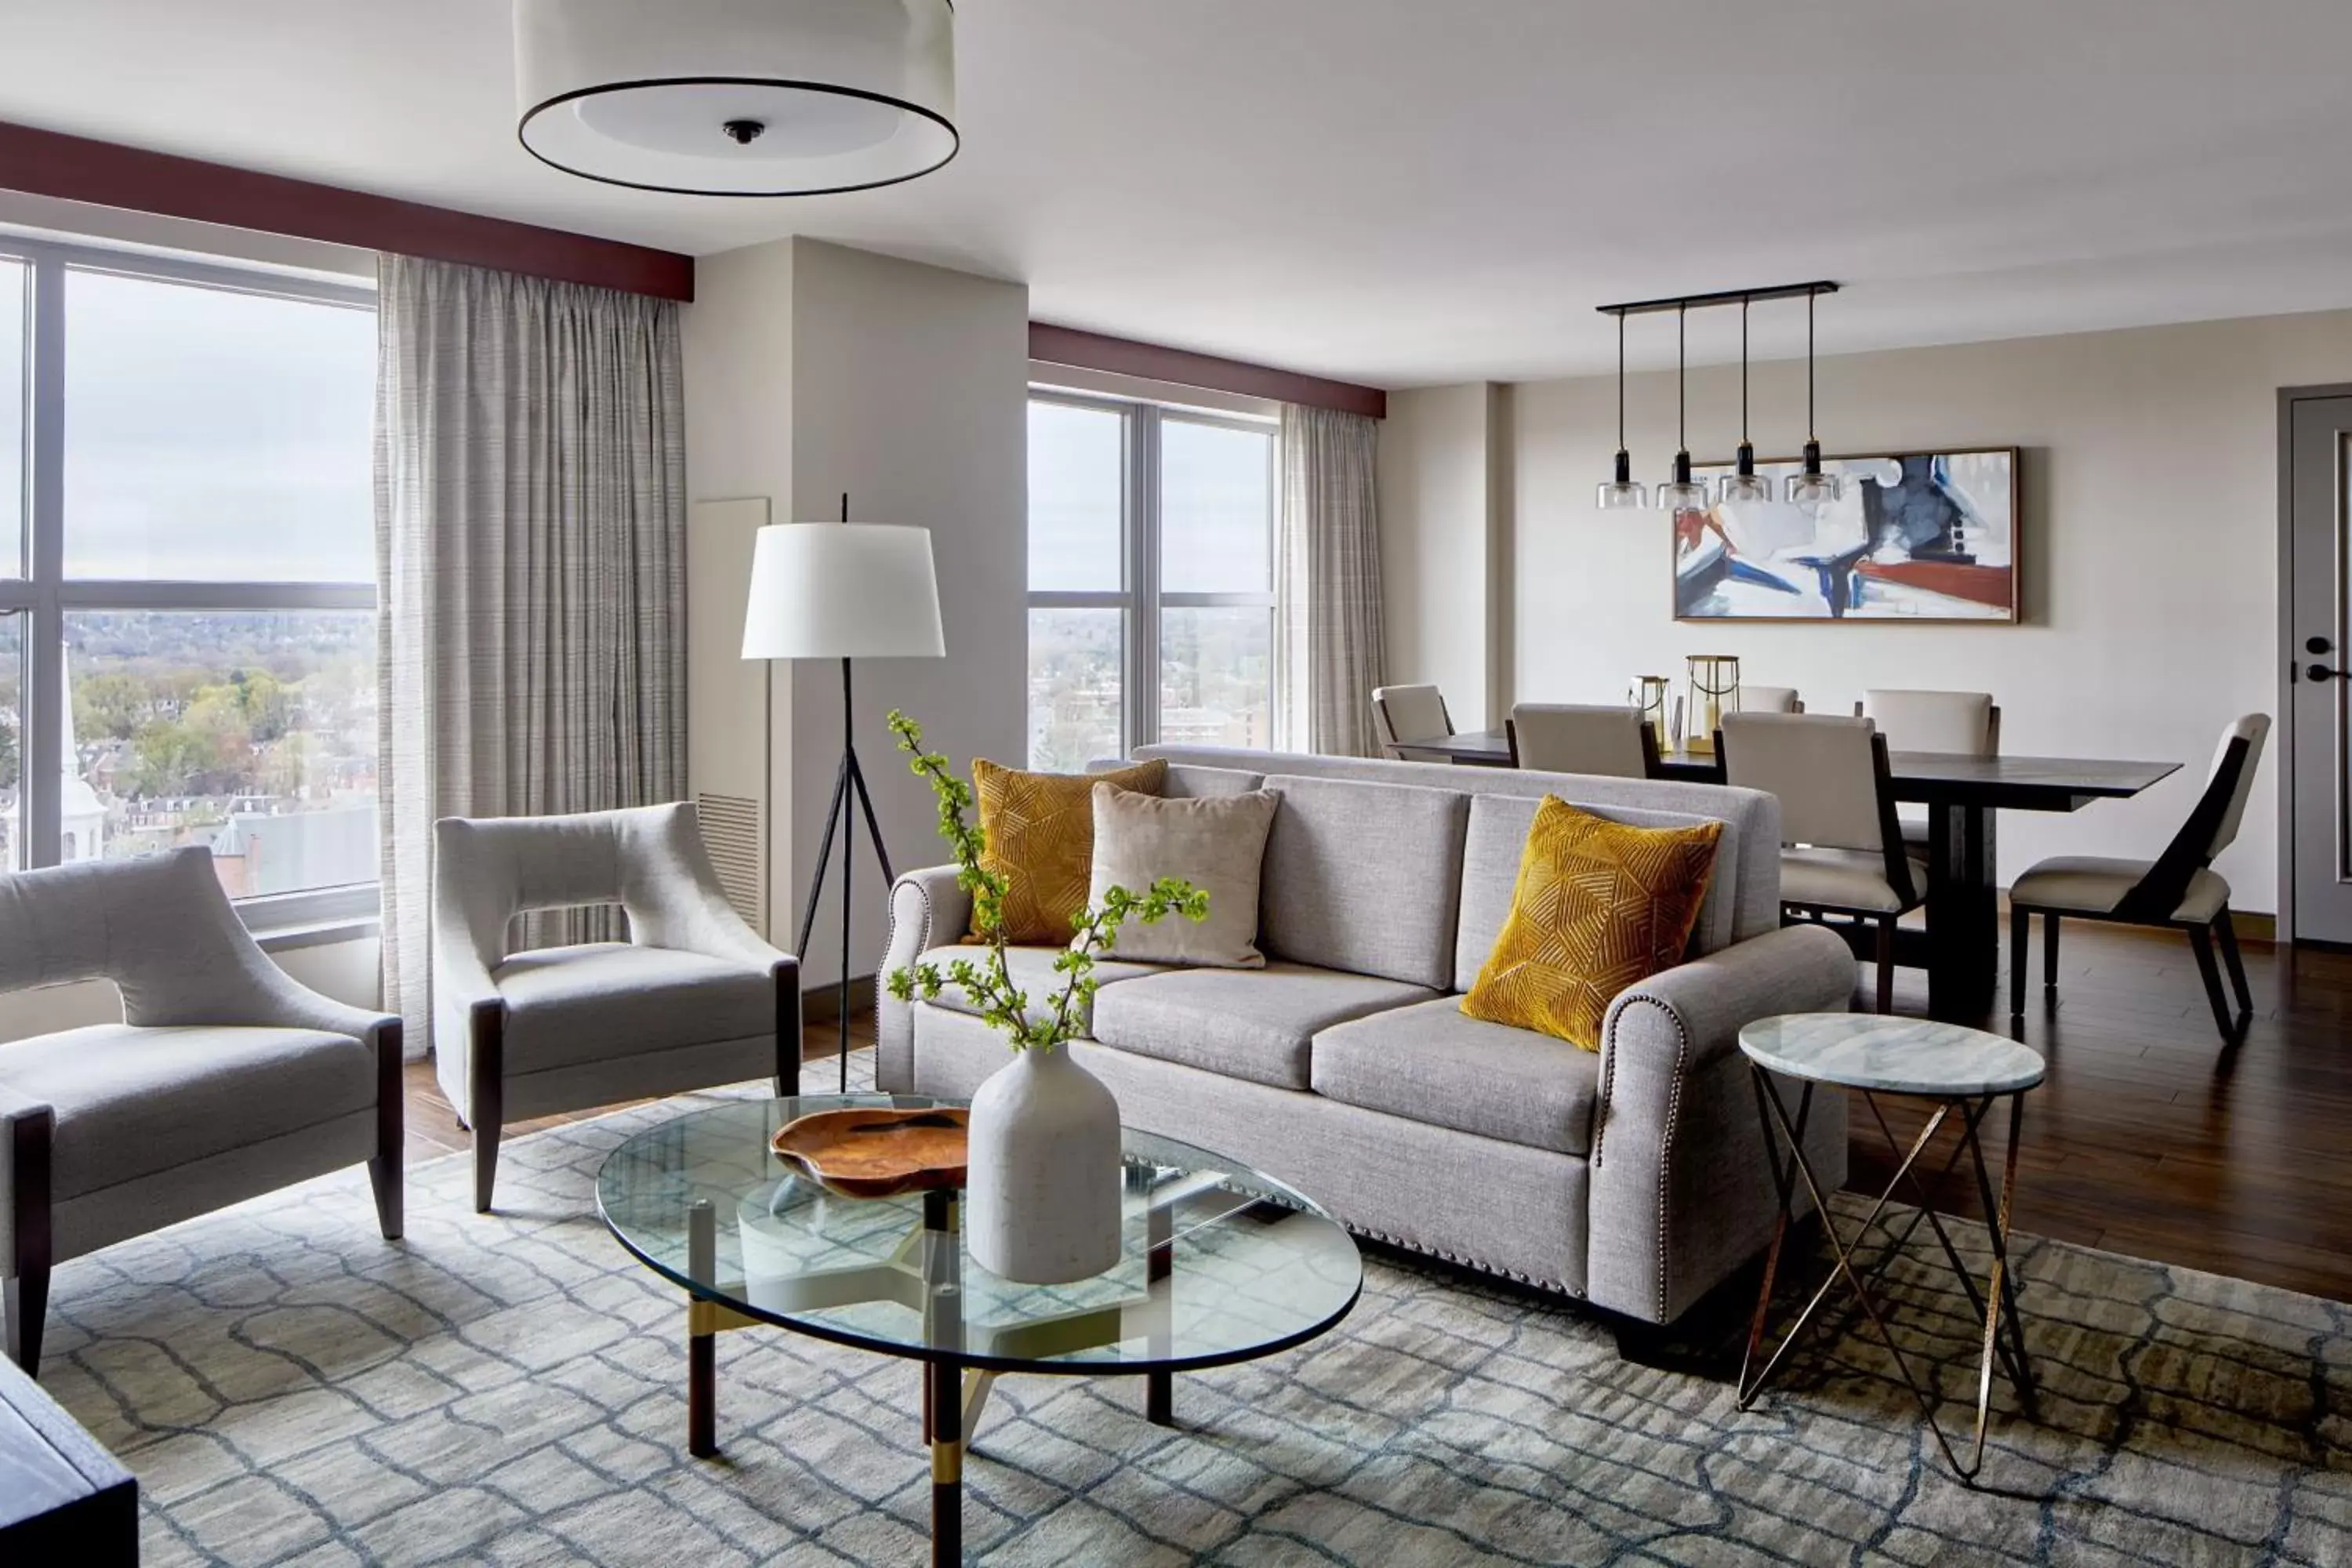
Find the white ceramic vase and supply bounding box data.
[965,1044,1123,1284]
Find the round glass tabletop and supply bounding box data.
[1739,1013,2046,1097]
[595,1094,1363,1375]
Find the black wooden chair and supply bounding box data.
[2008,715,2269,1042]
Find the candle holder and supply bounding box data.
[1684,655,1742,756]
[1630,675,1671,753]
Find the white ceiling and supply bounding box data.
[7,0,2352,387]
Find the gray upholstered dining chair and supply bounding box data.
[1860,689,2001,847]
[1370,684,1454,756]
[0,847,401,1374]
[433,803,799,1213]
[2010,714,2269,1043]
[1720,711,1923,1012]
[1739,685,1804,714]
[1507,702,1660,778]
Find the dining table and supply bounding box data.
[1388,728,2183,1018]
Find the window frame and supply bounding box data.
[0,234,380,926]
[1025,389,1279,757]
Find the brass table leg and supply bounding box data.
[1740,1065,2033,1483]
[921,1188,965,1565]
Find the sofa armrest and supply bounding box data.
[1586,922,1856,1323]
[877,866,973,1092]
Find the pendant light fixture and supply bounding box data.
[1784,288,1846,512]
[1718,296,1773,506]
[1654,304,1709,513]
[1595,310,1648,509]
[514,0,958,197]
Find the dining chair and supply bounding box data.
[1720,711,1924,1012]
[1506,702,1660,778]
[1370,684,1454,756]
[0,848,403,1374]
[1860,689,2002,847]
[433,802,800,1213]
[1740,685,1803,714]
[2009,714,2269,1043]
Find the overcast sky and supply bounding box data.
[1029,400,1272,597]
[54,268,374,583]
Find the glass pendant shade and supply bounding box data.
[1718,443,1773,505]
[1657,451,1710,513]
[515,0,958,195]
[1597,448,1648,509]
[1784,439,1845,511]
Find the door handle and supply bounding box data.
[2308,663,2350,682]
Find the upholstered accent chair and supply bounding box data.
[1859,689,2001,848]
[1507,703,1660,778]
[1720,711,1923,1011]
[433,804,798,1213]
[1370,684,1454,756]
[0,848,401,1374]
[2010,714,2270,1042]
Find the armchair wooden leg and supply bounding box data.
[2216,906,2254,1021]
[2043,913,2061,993]
[370,1020,405,1241]
[2009,906,2029,1018]
[5,1104,53,1376]
[773,958,803,1099]
[2186,922,2236,1042]
[1875,917,1896,1014]
[470,1006,505,1215]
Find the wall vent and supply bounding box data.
[696,791,765,935]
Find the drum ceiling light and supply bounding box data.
[514,0,958,197]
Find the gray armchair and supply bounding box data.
[0,847,401,1375]
[432,803,799,1213]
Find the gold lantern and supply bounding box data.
[1684,655,1741,756]
[1629,675,1670,753]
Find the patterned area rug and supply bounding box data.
[32,1062,2352,1566]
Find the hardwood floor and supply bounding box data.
[401,923,2352,1304]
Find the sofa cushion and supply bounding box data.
[1258,774,1468,989]
[494,942,775,1071]
[1089,962,1436,1091]
[916,943,1160,1033]
[1455,793,1734,993]
[971,757,1167,944]
[1311,998,1602,1156]
[0,1023,374,1200]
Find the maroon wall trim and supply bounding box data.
[0,120,695,301]
[1029,323,1385,419]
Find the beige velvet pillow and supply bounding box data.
[1086,784,1279,968]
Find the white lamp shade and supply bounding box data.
[515,0,956,196]
[742,523,946,661]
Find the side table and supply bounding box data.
[1735,1012,2045,1483]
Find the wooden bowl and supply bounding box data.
[772,1105,970,1199]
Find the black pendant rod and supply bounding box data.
[1616,311,1627,450]
[1806,291,1817,441]
[1598,278,1838,318]
[1675,304,1687,449]
[1740,296,1751,444]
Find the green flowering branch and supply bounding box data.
[884,710,1206,1051]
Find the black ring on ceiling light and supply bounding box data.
[517,76,960,198]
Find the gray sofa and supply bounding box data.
[879,743,1853,1326]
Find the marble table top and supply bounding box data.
[1739,1013,2046,1097]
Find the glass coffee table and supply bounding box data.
[597,1094,1363,1565]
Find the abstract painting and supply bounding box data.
[1674,447,2018,622]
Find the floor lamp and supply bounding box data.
[742,503,946,1091]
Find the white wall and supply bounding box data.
[1385,310,2352,910]
[684,238,1029,986]
[1377,383,1506,730]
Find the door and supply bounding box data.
[2287,394,2352,942]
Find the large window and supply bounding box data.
[0,240,378,914]
[1025,393,1277,768]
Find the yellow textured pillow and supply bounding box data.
[1461,797,1722,1051]
[968,758,1168,945]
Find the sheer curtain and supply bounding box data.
[374,255,688,1052]
[1276,404,1387,756]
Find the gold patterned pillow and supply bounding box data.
[1461,797,1722,1051]
[967,758,1168,945]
